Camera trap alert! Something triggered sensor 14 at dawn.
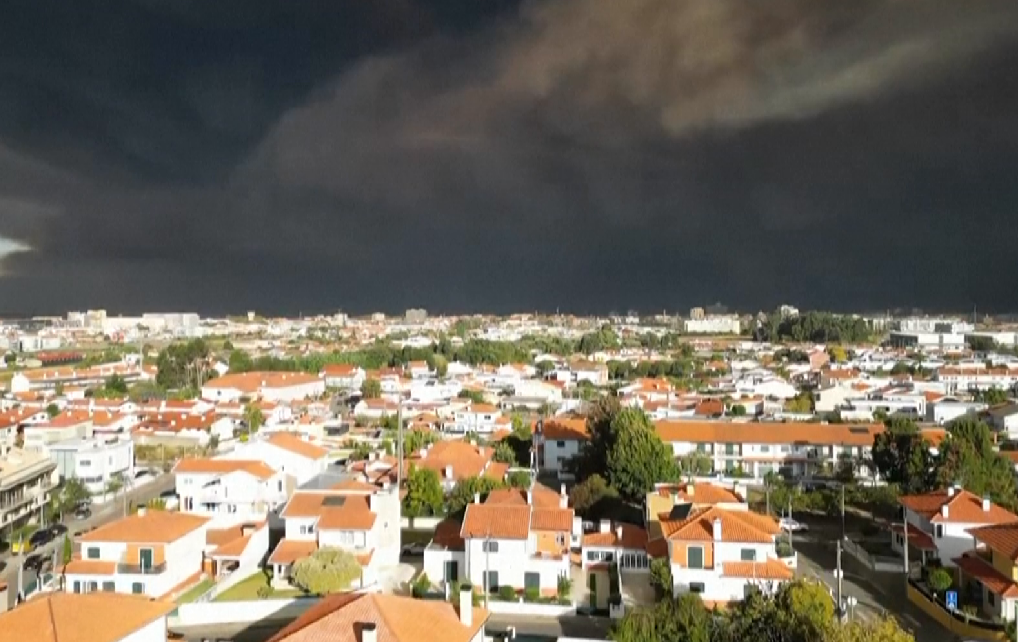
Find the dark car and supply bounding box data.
[74,506,92,520]
[23,554,42,571]
[29,529,52,547]
[50,524,68,537]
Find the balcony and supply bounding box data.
[116,561,167,574]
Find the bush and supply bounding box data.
[524,586,540,602]
[649,557,672,598]
[256,585,273,599]
[498,585,517,601]
[927,567,953,596]
[411,572,431,598]
[776,541,794,558]
[557,575,573,598]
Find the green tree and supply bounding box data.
[244,403,265,434]
[535,360,556,376]
[3,353,15,365]
[447,476,506,514]
[974,387,1009,405]
[290,548,363,595]
[784,393,813,414]
[493,441,517,465]
[569,474,618,515]
[361,378,382,399]
[677,452,714,477]
[457,389,485,404]
[104,374,129,395]
[927,566,953,596]
[935,417,1018,507]
[773,580,835,641]
[429,354,449,378]
[228,349,254,373]
[610,593,708,642]
[56,478,91,516]
[827,617,916,642]
[605,409,678,502]
[155,339,211,389]
[871,417,935,495]
[967,336,997,352]
[648,557,673,599]
[62,534,73,565]
[403,466,444,517]
[104,473,124,500]
[728,404,747,417]
[45,403,60,418]
[579,325,620,355]
[506,470,531,489]
[510,413,530,438]
[404,429,437,455]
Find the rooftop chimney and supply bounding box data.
[527,490,533,505]
[445,464,454,479]
[947,486,956,497]
[712,517,722,542]
[941,504,949,518]
[560,483,566,496]
[616,525,623,542]
[686,483,695,497]
[419,448,427,458]
[137,506,147,517]
[459,584,473,626]
[599,519,610,534]
[474,492,481,504]
[670,490,679,505]
[361,622,377,642]
[470,439,477,447]
[983,495,991,512]
[559,491,568,509]
[478,446,485,457]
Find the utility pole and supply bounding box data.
[484,527,491,609]
[841,482,846,540]
[836,539,843,618]
[903,512,910,575]
[396,397,404,491]
[788,498,794,549]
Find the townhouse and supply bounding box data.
[63,508,210,598]
[0,447,58,533]
[580,520,650,572]
[264,592,488,642]
[218,432,329,485]
[174,458,292,519]
[654,420,884,480]
[957,521,1018,623]
[268,486,401,590]
[424,485,575,597]
[200,371,325,403]
[321,363,367,391]
[1,592,178,642]
[893,485,1018,568]
[645,482,749,523]
[936,367,1018,394]
[536,417,588,478]
[9,361,147,393]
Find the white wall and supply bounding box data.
[542,439,581,474]
[465,537,528,590]
[285,516,319,540]
[424,550,464,584]
[115,616,167,642]
[171,597,320,627]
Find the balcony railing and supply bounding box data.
[116,561,167,575]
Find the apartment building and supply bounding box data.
[22,413,93,451]
[892,485,1018,568]
[936,367,1018,394]
[268,486,401,590]
[568,360,609,386]
[536,417,588,478]
[957,521,1018,623]
[0,447,57,533]
[654,421,884,480]
[63,509,210,598]
[320,364,367,391]
[1,592,178,642]
[424,486,575,597]
[174,458,292,520]
[651,504,792,603]
[445,403,509,435]
[47,435,135,494]
[264,592,488,642]
[218,432,329,485]
[9,361,146,393]
[200,371,325,403]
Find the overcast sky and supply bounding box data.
[1,0,1017,317]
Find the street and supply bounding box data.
[0,473,174,608]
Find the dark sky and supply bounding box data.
[1,0,1017,317]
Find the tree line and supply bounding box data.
[755,311,873,344]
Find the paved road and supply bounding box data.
[175,614,612,642]
[1,473,174,607]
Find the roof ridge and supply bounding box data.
[47,595,59,642]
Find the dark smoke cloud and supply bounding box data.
[0,0,1017,315]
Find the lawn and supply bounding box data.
[176,579,215,603]
[214,571,306,601]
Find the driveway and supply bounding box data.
[620,571,654,606]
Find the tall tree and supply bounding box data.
[569,474,618,515]
[936,417,1018,507]
[360,378,382,399]
[871,417,934,494]
[447,476,506,514]
[403,466,444,517]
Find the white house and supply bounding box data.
[47,435,135,494]
[892,486,1018,567]
[63,509,210,598]
[218,432,329,485]
[173,458,292,520]
[537,417,588,477]
[987,404,1018,438]
[321,364,366,391]
[0,592,178,642]
[928,399,986,425]
[445,403,509,435]
[201,371,325,403]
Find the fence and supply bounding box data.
[400,516,443,530]
[841,538,902,573]
[169,597,320,627]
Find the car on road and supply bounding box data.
[401,542,427,556]
[29,529,53,547]
[779,518,808,533]
[73,506,92,520]
[49,524,68,537]
[23,554,43,572]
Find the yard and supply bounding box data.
[214,571,307,601]
[176,579,214,603]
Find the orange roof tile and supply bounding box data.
[2,592,177,642]
[433,518,465,551]
[211,534,252,558]
[722,558,794,580]
[900,488,1018,525]
[660,507,780,543]
[953,552,1018,597]
[540,418,589,441]
[655,420,883,447]
[79,511,209,544]
[59,560,117,576]
[267,432,329,459]
[204,371,322,392]
[268,539,319,565]
[531,507,574,532]
[173,458,276,479]
[970,523,1018,560]
[655,483,743,505]
[461,504,531,540]
[485,483,562,508]
[582,523,648,549]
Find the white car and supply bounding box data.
[780,518,808,533]
[401,542,427,556]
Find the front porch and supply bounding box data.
[890,524,939,567]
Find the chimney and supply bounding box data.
[445,465,454,480]
[559,491,568,509]
[983,495,991,512]
[733,483,746,501]
[137,506,147,517]
[478,446,485,457]
[474,492,481,504]
[599,519,610,534]
[947,486,956,497]
[616,525,623,542]
[527,490,533,505]
[419,448,427,458]
[686,483,695,497]
[361,622,377,642]
[941,504,949,519]
[670,490,679,505]
[712,517,722,542]
[470,439,477,447]
[560,483,566,496]
[458,584,473,626]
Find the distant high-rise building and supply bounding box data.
[689,307,706,320]
[405,308,428,323]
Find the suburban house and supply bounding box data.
[321,364,367,391]
[0,447,58,534]
[1,592,178,642]
[536,417,589,478]
[200,371,326,403]
[218,432,329,485]
[351,398,401,421]
[892,485,1018,567]
[132,410,233,448]
[445,403,509,435]
[650,504,793,604]
[47,434,135,494]
[654,421,884,480]
[173,458,293,519]
[405,440,506,491]
[568,360,609,386]
[645,482,749,524]
[268,486,401,590]
[986,404,1018,438]
[951,521,1018,623]
[264,592,488,642]
[580,520,650,571]
[22,413,93,451]
[63,508,210,598]
[424,485,575,597]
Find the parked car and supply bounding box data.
[29,529,53,547]
[49,524,68,537]
[23,554,43,572]
[779,518,808,533]
[73,506,92,520]
[401,542,427,556]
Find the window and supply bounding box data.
[86,547,100,559]
[131,583,144,594]
[781,445,790,453]
[556,441,565,447]
[740,549,757,561]
[524,572,540,590]
[444,560,459,582]
[300,525,307,535]
[687,546,704,569]
[586,551,599,561]
[483,540,499,553]
[73,581,81,594]
[79,459,91,467]
[935,525,944,539]
[102,582,115,592]
[556,533,566,546]
[278,480,283,492]
[483,571,499,593]
[989,592,996,607]
[87,582,98,592]
[759,445,770,453]
[690,582,705,593]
